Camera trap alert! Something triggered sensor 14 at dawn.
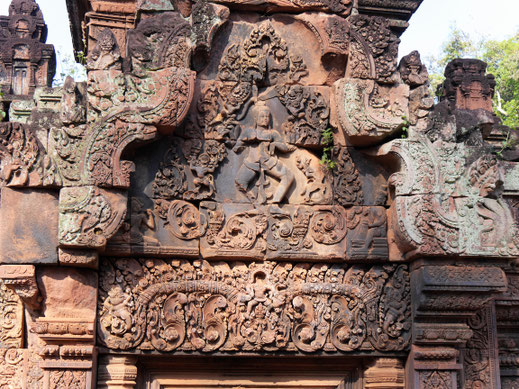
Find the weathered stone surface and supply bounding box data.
[0,188,58,264]
[58,248,98,269]
[98,258,410,353]
[37,267,97,320]
[59,186,127,249]
[0,264,41,309]
[0,122,59,187]
[0,349,43,388]
[2,0,519,388]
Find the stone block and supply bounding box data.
[200,202,349,261]
[106,197,200,258]
[0,188,58,264]
[37,267,97,320]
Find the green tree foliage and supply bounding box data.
[428,27,519,127]
[482,35,519,127]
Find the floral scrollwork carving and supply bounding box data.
[0,281,23,348]
[98,259,411,354]
[309,206,348,244]
[166,200,206,240]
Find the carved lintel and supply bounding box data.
[97,356,138,389]
[98,259,410,353]
[0,264,41,309]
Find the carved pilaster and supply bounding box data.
[364,358,404,388]
[407,345,460,389]
[31,267,99,389]
[408,260,507,388]
[495,270,519,387]
[0,264,41,310]
[97,356,138,389]
[460,304,501,389]
[0,278,23,348]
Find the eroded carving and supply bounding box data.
[98,259,411,353]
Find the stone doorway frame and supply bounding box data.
[98,355,380,389]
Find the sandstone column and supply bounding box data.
[97,356,138,389]
[364,358,405,389]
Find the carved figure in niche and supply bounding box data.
[87,29,121,71]
[347,206,388,258]
[101,285,132,336]
[233,103,296,203]
[129,197,159,246]
[60,76,86,124]
[14,19,30,38]
[241,271,273,318]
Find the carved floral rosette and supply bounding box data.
[98,259,410,353]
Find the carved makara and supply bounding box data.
[334,78,409,145]
[378,136,519,258]
[98,259,411,353]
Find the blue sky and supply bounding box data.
[399,0,519,59]
[1,0,519,67]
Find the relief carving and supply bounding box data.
[59,186,127,248]
[419,371,453,389]
[346,206,388,259]
[331,147,364,206]
[0,280,23,348]
[98,259,411,353]
[378,133,519,258]
[347,15,399,83]
[2,1,519,388]
[461,306,500,389]
[333,20,434,146]
[0,264,41,310]
[212,0,352,15]
[0,349,42,389]
[233,103,296,204]
[0,122,59,186]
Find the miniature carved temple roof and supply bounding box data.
[0,0,56,100]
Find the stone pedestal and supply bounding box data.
[364,358,405,389]
[97,356,138,389]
